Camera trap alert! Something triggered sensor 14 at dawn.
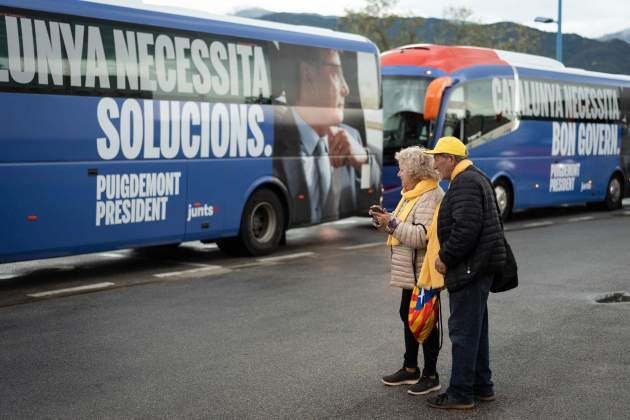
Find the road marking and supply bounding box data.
[340,242,383,250]
[229,262,266,269]
[520,221,554,229]
[330,219,358,225]
[178,262,214,268]
[99,252,126,258]
[568,216,595,222]
[154,265,230,278]
[257,252,314,263]
[28,282,115,298]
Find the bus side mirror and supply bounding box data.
[423,76,452,121]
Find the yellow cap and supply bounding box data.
[425,136,468,157]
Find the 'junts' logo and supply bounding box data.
[187,203,215,222]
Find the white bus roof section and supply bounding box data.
[493,49,565,70]
[391,44,630,83]
[495,49,630,82]
[84,0,370,44]
[562,67,630,82]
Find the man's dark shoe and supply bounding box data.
[474,392,496,402]
[427,393,474,410]
[381,367,420,386]
[407,375,441,395]
[473,385,495,401]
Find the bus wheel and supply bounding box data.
[218,189,285,256]
[603,175,623,210]
[494,179,513,221]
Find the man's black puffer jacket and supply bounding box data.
[437,165,507,292]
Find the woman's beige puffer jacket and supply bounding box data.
[386,187,444,289]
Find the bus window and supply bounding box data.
[443,79,515,145]
[443,85,466,140]
[382,76,432,163]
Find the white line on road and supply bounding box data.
[153,265,230,278]
[520,221,554,229]
[178,262,215,268]
[340,242,383,250]
[28,282,115,298]
[257,252,314,263]
[568,216,595,222]
[330,219,358,225]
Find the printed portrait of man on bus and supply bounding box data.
[271,43,381,225]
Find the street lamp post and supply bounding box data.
[534,0,563,63]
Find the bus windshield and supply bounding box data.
[383,76,433,164]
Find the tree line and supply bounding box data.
[337,0,543,55]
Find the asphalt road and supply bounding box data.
[1,204,629,419]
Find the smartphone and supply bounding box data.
[369,205,386,214]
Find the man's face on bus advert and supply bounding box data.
[303,49,349,127]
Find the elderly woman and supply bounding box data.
[371,146,444,396]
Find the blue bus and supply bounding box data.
[0,0,382,262]
[381,44,630,218]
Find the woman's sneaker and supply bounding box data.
[407,375,441,395]
[381,368,420,386]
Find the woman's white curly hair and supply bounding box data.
[395,146,440,182]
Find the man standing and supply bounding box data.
[273,47,380,224]
[425,136,506,410]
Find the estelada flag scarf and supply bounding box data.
[387,179,438,246]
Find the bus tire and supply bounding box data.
[603,174,623,210]
[493,179,513,221]
[218,188,285,256]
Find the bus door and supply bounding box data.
[186,160,226,239]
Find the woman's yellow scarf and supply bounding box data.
[417,159,473,289]
[387,179,438,246]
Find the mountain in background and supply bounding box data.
[232,7,273,19]
[256,12,630,75]
[599,28,630,44]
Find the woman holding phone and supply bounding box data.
[370,146,444,396]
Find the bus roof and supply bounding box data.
[2,0,376,52]
[381,44,563,72]
[381,44,630,83]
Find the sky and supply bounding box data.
[138,0,629,39]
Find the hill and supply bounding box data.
[232,8,274,19]
[258,12,630,75]
[599,28,630,44]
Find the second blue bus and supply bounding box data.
[381,44,630,218]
